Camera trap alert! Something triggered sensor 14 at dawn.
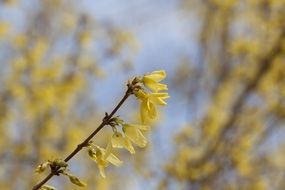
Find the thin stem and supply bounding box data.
[32,87,132,190]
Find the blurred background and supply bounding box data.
[0,0,285,189]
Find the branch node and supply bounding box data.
[103,112,110,123]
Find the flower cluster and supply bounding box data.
[34,70,169,189]
[88,70,170,177]
[137,70,170,123]
[88,70,169,178]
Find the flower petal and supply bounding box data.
[131,124,150,131]
[98,165,106,178]
[140,101,148,124]
[104,142,112,159]
[123,124,147,147]
[124,138,135,154]
[143,78,168,92]
[68,175,87,187]
[133,130,148,147]
[144,70,166,82]
[106,153,123,167]
[111,132,125,148]
[148,102,156,119]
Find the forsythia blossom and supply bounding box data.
[110,122,150,155]
[111,131,135,154]
[87,143,123,178]
[142,70,168,92]
[135,90,170,123]
[122,123,150,147]
[136,70,170,123]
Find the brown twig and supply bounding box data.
[32,82,135,190]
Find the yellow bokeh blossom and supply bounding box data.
[142,70,168,92]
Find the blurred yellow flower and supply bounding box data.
[122,123,150,147]
[0,22,9,38]
[142,70,168,92]
[88,144,123,178]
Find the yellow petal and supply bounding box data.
[144,70,166,81]
[148,93,170,105]
[124,138,135,154]
[112,132,135,154]
[140,101,148,124]
[104,142,112,159]
[131,124,150,131]
[155,83,168,91]
[152,70,166,77]
[123,124,147,147]
[135,90,147,100]
[106,153,123,167]
[148,92,170,98]
[111,132,125,148]
[98,165,106,178]
[88,147,108,167]
[148,102,157,119]
[123,125,137,140]
[133,130,148,147]
[69,175,87,187]
[143,78,168,92]
[153,97,168,105]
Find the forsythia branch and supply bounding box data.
[32,81,134,190]
[32,71,170,190]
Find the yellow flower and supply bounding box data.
[136,90,170,123]
[111,132,135,154]
[88,144,123,178]
[122,123,150,147]
[142,70,168,92]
